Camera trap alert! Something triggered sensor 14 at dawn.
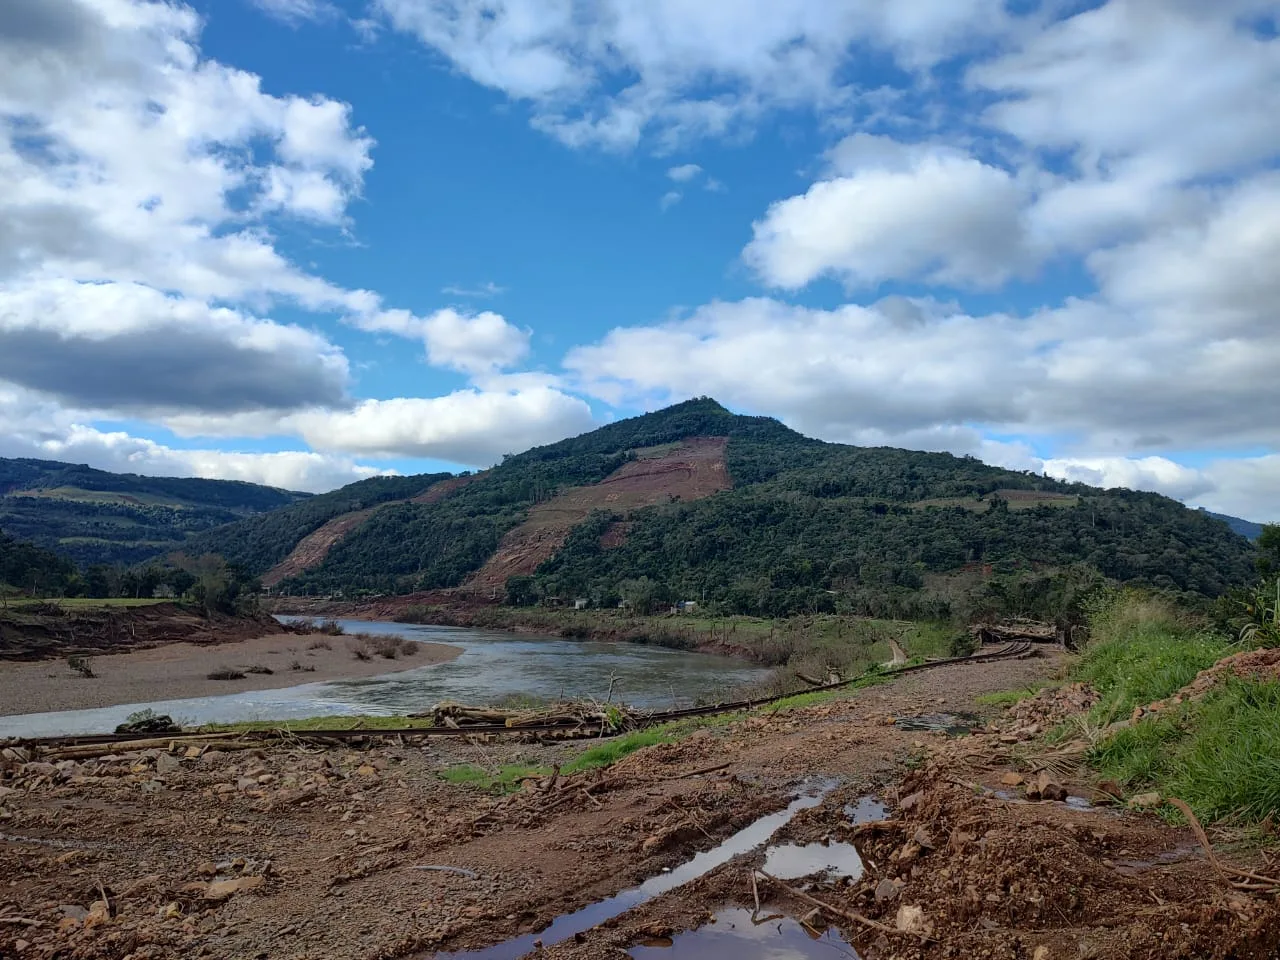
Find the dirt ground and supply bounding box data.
[0,634,461,715]
[2,648,1277,960]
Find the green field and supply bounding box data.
[14,596,173,610]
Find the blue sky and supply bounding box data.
[1,0,1278,521]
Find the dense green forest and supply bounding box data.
[243,399,1257,612]
[0,527,78,595]
[0,457,309,567]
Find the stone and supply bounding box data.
[156,753,182,775]
[237,777,258,791]
[60,904,90,921]
[203,876,263,901]
[1032,947,1050,960]
[184,746,204,760]
[22,761,58,778]
[356,765,378,778]
[1000,772,1024,786]
[83,900,111,929]
[898,791,924,812]
[1027,771,1067,802]
[197,862,218,878]
[1130,791,1162,809]
[894,904,932,938]
[874,879,901,903]
[200,751,225,765]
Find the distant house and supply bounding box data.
[673,600,698,614]
[574,598,589,610]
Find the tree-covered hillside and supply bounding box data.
[212,399,1255,609]
[182,473,457,574]
[0,457,309,567]
[0,527,77,596]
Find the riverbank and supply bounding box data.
[268,597,958,677]
[6,642,1277,959]
[0,632,462,716]
[0,600,300,661]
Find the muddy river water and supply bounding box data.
[0,617,770,738]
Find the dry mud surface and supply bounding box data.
[0,634,462,715]
[3,649,1277,959]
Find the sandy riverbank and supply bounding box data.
[0,632,462,716]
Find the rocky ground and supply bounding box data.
[2,649,1277,960]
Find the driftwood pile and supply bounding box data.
[971,619,1061,646]
[421,699,642,734]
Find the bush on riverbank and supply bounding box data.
[1079,591,1280,824]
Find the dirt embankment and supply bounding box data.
[0,632,462,716]
[0,603,294,662]
[5,648,1277,960]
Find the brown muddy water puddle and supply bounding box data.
[629,906,861,959]
[431,782,848,960]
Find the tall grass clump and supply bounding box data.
[1080,590,1280,824]
[1074,592,1231,723]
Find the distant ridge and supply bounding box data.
[1201,509,1264,541]
[0,457,309,568]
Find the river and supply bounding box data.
[0,618,771,738]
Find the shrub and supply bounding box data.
[288,659,316,672]
[67,655,96,679]
[307,638,332,651]
[207,667,246,681]
[348,638,373,661]
[244,664,274,675]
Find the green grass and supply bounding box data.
[200,713,435,733]
[1073,592,1280,825]
[1090,680,1280,824]
[17,596,172,609]
[1073,595,1231,723]
[439,763,550,793]
[975,684,1051,707]
[562,728,673,772]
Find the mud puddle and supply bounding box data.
[843,796,887,824]
[893,712,977,735]
[628,907,861,959]
[762,841,864,881]
[432,783,836,960]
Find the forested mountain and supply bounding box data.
[173,399,1256,617]
[181,474,456,575]
[0,457,309,567]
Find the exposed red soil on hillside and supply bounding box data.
[262,509,378,588]
[465,437,729,590]
[262,475,480,588]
